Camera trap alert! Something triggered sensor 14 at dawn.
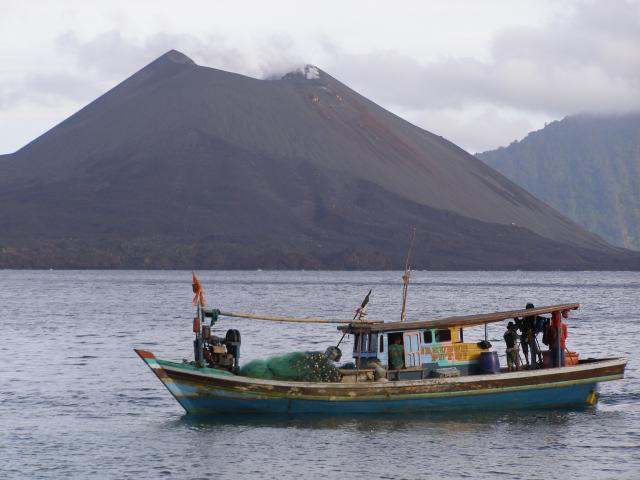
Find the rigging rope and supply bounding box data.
[216,310,383,324]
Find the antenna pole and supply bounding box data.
[400,227,416,322]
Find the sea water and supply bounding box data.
[1,270,638,479]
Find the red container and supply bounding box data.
[566,351,579,366]
[542,350,578,367]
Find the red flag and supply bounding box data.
[192,271,205,307]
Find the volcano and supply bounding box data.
[1,50,638,269]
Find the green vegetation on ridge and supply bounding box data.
[477,114,640,251]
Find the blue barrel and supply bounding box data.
[479,351,500,374]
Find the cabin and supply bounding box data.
[339,322,487,381]
[337,303,579,382]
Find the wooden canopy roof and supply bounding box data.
[338,303,579,333]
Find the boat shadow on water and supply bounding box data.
[172,407,597,432]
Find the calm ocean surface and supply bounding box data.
[1,270,639,479]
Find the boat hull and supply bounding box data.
[135,350,625,415]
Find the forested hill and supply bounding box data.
[477,114,640,251]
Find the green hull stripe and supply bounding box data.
[156,359,234,376]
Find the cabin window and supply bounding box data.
[435,329,451,342]
[379,337,384,353]
[360,333,369,352]
[423,331,432,344]
[459,329,464,342]
[369,334,378,352]
[354,333,378,353]
[353,333,362,353]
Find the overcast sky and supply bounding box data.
[1,0,638,154]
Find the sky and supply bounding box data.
[0,0,638,154]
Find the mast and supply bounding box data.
[400,227,416,322]
[192,272,206,367]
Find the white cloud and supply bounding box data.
[324,0,640,116]
[0,0,638,154]
[396,104,548,154]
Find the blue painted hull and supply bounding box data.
[169,380,599,415]
[135,350,625,416]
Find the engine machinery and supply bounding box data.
[192,308,240,373]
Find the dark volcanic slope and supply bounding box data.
[478,114,640,251]
[1,50,638,269]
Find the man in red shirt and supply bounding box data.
[547,311,568,367]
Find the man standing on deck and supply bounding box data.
[547,315,568,367]
[388,337,404,370]
[503,322,521,372]
[518,303,543,369]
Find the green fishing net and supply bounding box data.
[239,351,341,382]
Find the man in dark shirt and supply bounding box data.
[518,303,543,369]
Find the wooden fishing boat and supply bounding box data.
[135,276,627,415]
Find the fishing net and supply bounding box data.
[239,351,341,382]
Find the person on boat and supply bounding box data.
[503,321,521,372]
[546,316,568,367]
[526,303,544,368]
[515,317,532,368]
[517,303,543,369]
[388,337,405,370]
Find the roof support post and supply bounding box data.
[552,310,562,368]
